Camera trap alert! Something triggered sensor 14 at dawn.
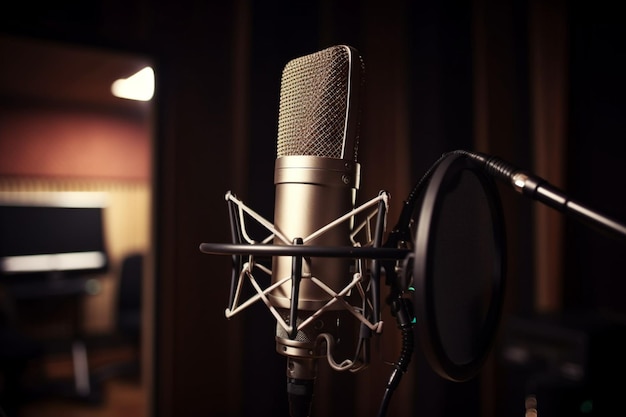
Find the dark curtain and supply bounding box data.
[2,0,625,416]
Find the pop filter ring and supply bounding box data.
[412,152,507,382]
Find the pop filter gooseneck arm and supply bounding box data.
[455,150,626,239]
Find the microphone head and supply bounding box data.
[277,45,364,162]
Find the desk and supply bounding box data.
[1,275,100,399]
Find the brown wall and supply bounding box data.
[0,105,150,180]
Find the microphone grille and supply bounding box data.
[277,45,364,161]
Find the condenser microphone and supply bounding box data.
[270,45,365,417]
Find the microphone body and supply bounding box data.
[269,45,364,416]
[272,155,360,310]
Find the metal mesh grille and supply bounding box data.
[277,45,363,161]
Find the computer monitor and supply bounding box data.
[0,191,109,281]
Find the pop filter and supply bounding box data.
[411,152,506,382]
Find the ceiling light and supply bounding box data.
[111,66,155,101]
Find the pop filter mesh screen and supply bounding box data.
[431,170,496,364]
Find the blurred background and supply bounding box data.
[0,1,625,416]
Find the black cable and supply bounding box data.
[376,297,415,417]
[372,153,449,417]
